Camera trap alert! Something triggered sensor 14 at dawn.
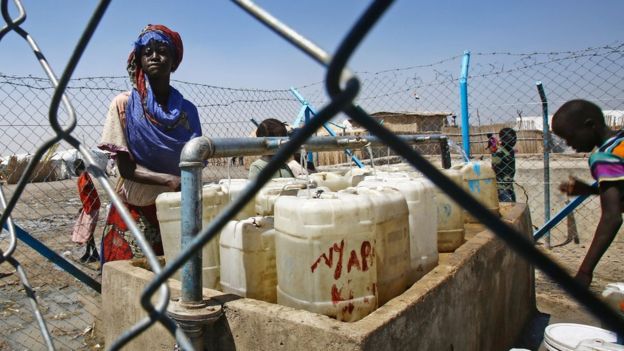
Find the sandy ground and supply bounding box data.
[1,159,623,350]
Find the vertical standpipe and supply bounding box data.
[536,81,551,248]
[180,165,204,303]
[459,51,471,158]
[304,106,315,166]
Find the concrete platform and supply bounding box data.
[102,203,535,350]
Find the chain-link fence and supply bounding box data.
[297,42,624,251]
[2,0,624,349]
[465,45,624,249]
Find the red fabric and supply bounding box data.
[77,172,100,213]
[101,203,163,263]
[487,137,498,153]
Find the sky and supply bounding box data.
[1,1,624,89]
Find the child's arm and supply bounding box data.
[575,181,623,287]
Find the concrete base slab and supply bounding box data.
[102,203,535,351]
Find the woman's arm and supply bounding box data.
[116,152,180,191]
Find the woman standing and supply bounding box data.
[98,25,202,263]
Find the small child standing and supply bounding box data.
[71,159,101,263]
[492,128,517,202]
[552,99,623,288]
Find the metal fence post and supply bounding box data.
[537,81,551,248]
[459,50,471,158]
[440,136,451,169]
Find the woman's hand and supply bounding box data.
[117,152,181,190]
[164,175,181,191]
[559,177,595,197]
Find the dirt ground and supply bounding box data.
[1,160,623,350]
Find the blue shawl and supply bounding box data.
[125,86,201,176]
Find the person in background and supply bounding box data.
[491,128,517,202]
[553,99,624,288]
[71,159,100,263]
[485,132,498,154]
[98,24,202,264]
[248,118,295,179]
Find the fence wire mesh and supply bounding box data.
[1,0,624,349]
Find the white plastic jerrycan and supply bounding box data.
[343,186,411,305]
[454,161,500,223]
[219,216,277,302]
[155,184,226,290]
[308,171,350,192]
[219,178,256,220]
[343,167,374,187]
[358,175,438,284]
[434,169,466,252]
[274,191,377,322]
[255,178,303,216]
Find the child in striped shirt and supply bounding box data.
[553,99,624,288]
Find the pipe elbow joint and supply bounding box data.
[179,136,214,169]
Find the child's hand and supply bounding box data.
[559,177,593,196]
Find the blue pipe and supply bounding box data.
[304,106,314,165]
[537,82,551,247]
[2,222,101,293]
[459,50,471,158]
[533,182,597,241]
[180,166,203,303]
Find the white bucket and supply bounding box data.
[543,323,618,351]
[575,338,624,350]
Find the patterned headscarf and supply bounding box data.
[126,24,184,101]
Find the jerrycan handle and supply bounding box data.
[451,163,467,170]
[340,187,358,195]
[279,182,308,196]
